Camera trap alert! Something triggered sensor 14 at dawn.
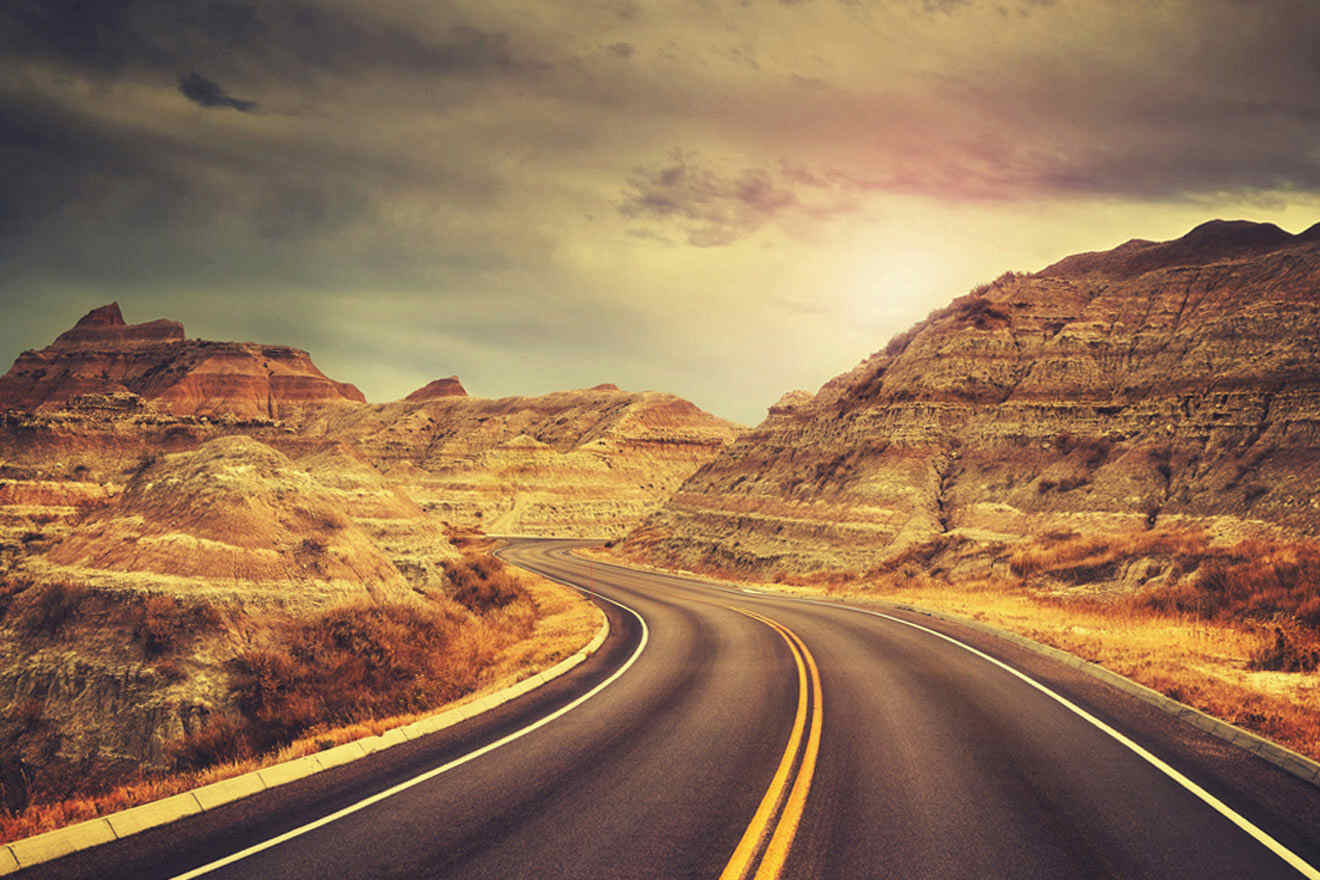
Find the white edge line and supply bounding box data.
[549,553,1320,876]
[170,585,648,880]
[794,597,1320,880]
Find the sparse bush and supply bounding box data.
[171,716,251,771]
[442,554,530,613]
[13,583,88,638]
[948,295,1011,330]
[1249,627,1320,672]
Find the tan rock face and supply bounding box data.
[624,220,1320,576]
[0,304,365,417]
[0,436,442,789]
[44,436,412,599]
[282,386,744,537]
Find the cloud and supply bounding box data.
[4,0,1320,427]
[0,1,539,84]
[621,153,873,246]
[178,72,257,111]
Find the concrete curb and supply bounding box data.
[883,601,1320,788]
[1,607,610,875]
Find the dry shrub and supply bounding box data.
[442,553,530,614]
[189,580,532,767]
[133,596,223,658]
[3,582,223,658]
[222,600,470,757]
[1009,530,1320,672]
[947,294,1011,330]
[0,573,34,618]
[1008,530,1205,581]
[9,582,89,639]
[1249,627,1320,673]
[1133,540,1320,625]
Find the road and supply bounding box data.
[25,538,1320,879]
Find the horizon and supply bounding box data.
[8,213,1318,426]
[4,0,1320,425]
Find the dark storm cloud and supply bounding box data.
[4,0,1320,423]
[179,72,256,110]
[0,1,536,83]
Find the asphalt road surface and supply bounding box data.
[25,538,1320,879]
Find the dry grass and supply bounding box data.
[0,546,602,845]
[844,580,1320,763]
[589,533,1320,764]
[1,577,224,656]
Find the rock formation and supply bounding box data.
[405,376,468,400]
[0,436,462,799]
[283,386,744,537]
[43,436,414,600]
[622,220,1320,577]
[0,303,365,418]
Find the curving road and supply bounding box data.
[24,538,1320,879]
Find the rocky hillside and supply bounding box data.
[0,435,471,806]
[0,303,365,418]
[284,384,743,536]
[0,306,743,538]
[622,220,1320,577]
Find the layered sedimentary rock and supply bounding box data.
[623,220,1320,577]
[0,436,430,787]
[43,436,414,601]
[0,303,365,418]
[286,387,743,536]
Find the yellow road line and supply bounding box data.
[719,607,823,880]
[753,621,823,880]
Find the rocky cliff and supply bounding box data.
[622,220,1320,577]
[0,303,365,418]
[284,386,744,537]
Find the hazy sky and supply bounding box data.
[3,0,1319,425]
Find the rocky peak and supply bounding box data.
[73,302,125,327]
[0,303,363,416]
[1043,218,1305,279]
[50,303,185,351]
[768,390,812,415]
[405,376,468,401]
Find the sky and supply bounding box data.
[3,0,1320,426]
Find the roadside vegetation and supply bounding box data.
[0,537,599,845]
[593,528,1320,763]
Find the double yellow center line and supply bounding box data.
[719,607,824,880]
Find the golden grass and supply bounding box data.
[844,580,1320,761]
[586,538,1320,764]
[0,560,602,845]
